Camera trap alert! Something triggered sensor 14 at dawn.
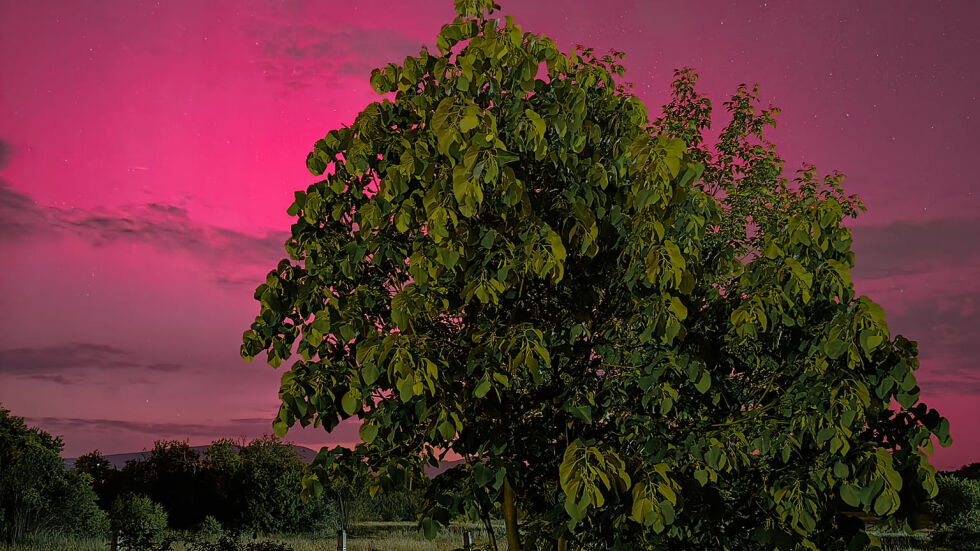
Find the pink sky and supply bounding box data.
[0,0,977,469]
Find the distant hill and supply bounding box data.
[64,443,318,470]
[64,444,463,477]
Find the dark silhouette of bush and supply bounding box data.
[929,474,980,551]
[110,493,168,551]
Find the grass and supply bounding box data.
[0,527,942,551]
[0,523,507,551]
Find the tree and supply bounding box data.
[110,494,168,551]
[240,1,951,548]
[0,406,107,543]
[74,449,122,510]
[119,440,203,529]
[236,437,319,535]
[199,439,246,530]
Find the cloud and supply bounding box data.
[0,342,189,384]
[250,21,422,88]
[0,138,12,169]
[851,217,980,280]
[0,182,288,284]
[887,291,979,374]
[25,416,273,438]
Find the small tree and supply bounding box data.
[110,494,168,551]
[241,1,951,548]
[74,449,121,510]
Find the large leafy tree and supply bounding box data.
[241,1,951,549]
[0,407,107,543]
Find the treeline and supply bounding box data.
[75,437,421,534]
[0,406,420,545]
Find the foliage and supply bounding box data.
[302,448,373,533]
[949,463,980,481]
[73,450,120,510]
[241,0,951,549]
[182,534,294,551]
[0,407,107,543]
[236,437,322,535]
[197,516,225,544]
[109,494,168,551]
[119,441,202,529]
[928,474,980,551]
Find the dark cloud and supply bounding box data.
[918,373,980,396]
[25,416,273,438]
[0,139,12,169]
[250,21,422,88]
[0,342,189,384]
[0,183,287,283]
[887,291,979,375]
[851,217,980,280]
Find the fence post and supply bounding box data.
[462,530,473,551]
[337,529,347,551]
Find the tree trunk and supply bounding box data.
[481,512,498,551]
[503,478,521,551]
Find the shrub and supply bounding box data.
[929,474,980,551]
[198,515,224,543]
[184,534,293,551]
[110,494,169,551]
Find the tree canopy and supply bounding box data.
[240,1,952,549]
[0,406,106,543]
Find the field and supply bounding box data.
[0,523,504,551]
[0,527,943,551]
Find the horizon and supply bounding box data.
[1,0,978,471]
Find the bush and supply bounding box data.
[929,474,980,551]
[197,515,224,543]
[110,494,169,551]
[183,534,293,551]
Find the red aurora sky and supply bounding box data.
[0,0,977,469]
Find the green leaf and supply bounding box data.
[361,364,380,385]
[694,469,709,486]
[398,377,416,402]
[359,422,379,444]
[341,392,358,416]
[273,418,288,438]
[825,339,848,359]
[873,492,892,516]
[474,378,492,398]
[840,484,861,507]
[473,463,494,487]
[421,518,438,540]
[460,113,479,133]
[438,420,455,440]
[694,371,710,393]
[480,229,496,249]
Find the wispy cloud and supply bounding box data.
[0,342,189,384]
[25,415,273,437]
[0,182,287,284]
[851,217,980,280]
[0,138,12,169]
[250,21,422,88]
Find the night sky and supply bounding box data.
[0,0,976,469]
